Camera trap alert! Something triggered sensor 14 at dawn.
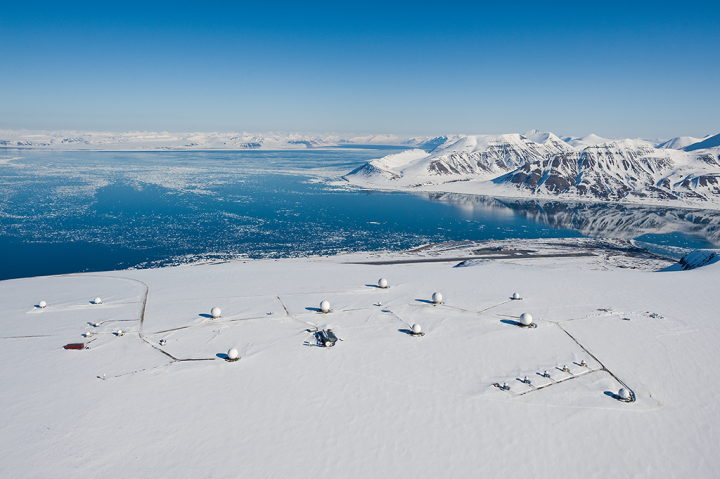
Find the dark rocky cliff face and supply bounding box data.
[425,135,574,178]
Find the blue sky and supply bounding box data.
[1,1,718,138]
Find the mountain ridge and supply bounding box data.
[0,128,715,152]
[344,131,720,209]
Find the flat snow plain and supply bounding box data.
[1,240,718,478]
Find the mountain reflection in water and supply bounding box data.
[2,148,718,280]
[423,192,720,250]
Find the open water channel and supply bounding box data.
[1,148,718,280]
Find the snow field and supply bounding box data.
[0,254,719,477]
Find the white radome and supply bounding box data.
[320,300,330,313]
[85,332,92,338]
[512,292,520,300]
[39,301,47,308]
[228,348,239,360]
[211,307,221,319]
[619,388,630,400]
[378,278,388,288]
[432,292,442,304]
[520,313,533,326]
[412,324,422,334]
[94,297,102,305]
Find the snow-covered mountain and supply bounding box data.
[6,127,720,207]
[345,130,720,208]
[657,135,705,150]
[347,132,573,183]
[0,129,425,150]
[0,129,464,151]
[398,135,460,151]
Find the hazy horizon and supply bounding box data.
[1,128,715,144]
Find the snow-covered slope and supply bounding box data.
[345,131,720,208]
[657,135,704,150]
[561,133,614,148]
[1,240,719,477]
[684,133,720,152]
[346,132,574,186]
[399,135,460,151]
[496,140,720,204]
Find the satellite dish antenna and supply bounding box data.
[320,301,330,313]
[519,313,534,327]
[432,292,442,304]
[211,307,221,319]
[410,324,424,336]
[378,278,388,289]
[227,348,239,362]
[39,301,47,308]
[94,297,102,305]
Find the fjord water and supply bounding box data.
[1,149,718,280]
